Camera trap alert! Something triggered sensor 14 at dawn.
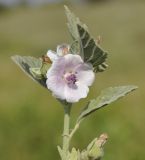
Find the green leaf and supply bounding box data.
[64,5,81,55]
[64,5,80,42]
[11,55,47,88]
[11,55,68,105]
[77,24,108,73]
[77,85,138,123]
[64,6,89,56]
[64,6,108,73]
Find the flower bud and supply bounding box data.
[88,133,108,160]
[57,44,70,56]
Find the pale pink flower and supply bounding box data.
[46,54,95,103]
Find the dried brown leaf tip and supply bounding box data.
[42,55,52,64]
[96,133,108,147]
[96,35,102,45]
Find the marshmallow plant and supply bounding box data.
[12,6,137,160]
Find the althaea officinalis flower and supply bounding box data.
[46,44,95,103]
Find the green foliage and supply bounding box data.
[11,55,47,88]
[40,62,51,78]
[0,2,143,160]
[12,5,108,90]
[65,6,108,73]
[64,5,79,40]
[79,134,107,160]
[77,86,138,123]
[30,68,43,79]
[11,7,138,160]
[88,148,103,160]
[64,5,81,54]
[77,24,108,72]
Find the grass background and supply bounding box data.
[0,1,145,160]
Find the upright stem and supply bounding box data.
[62,103,72,159]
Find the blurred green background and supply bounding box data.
[0,0,145,160]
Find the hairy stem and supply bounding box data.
[62,103,72,159]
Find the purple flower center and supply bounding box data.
[64,72,77,85]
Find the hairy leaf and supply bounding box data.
[64,5,81,55]
[64,5,80,42]
[77,85,138,123]
[11,55,47,88]
[64,6,108,73]
[77,24,108,73]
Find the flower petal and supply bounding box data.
[46,57,66,99]
[46,73,66,100]
[47,50,58,61]
[64,54,83,71]
[64,82,89,103]
[46,53,94,103]
[46,57,65,79]
[76,63,95,86]
[46,79,66,100]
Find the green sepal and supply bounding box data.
[81,134,108,160]
[58,146,81,160]
[29,67,43,79]
[81,150,89,160]
[88,146,103,160]
[57,146,65,160]
[87,138,98,151]
[77,85,138,124]
[81,138,104,160]
[69,148,81,160]
[40,62,51,78]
